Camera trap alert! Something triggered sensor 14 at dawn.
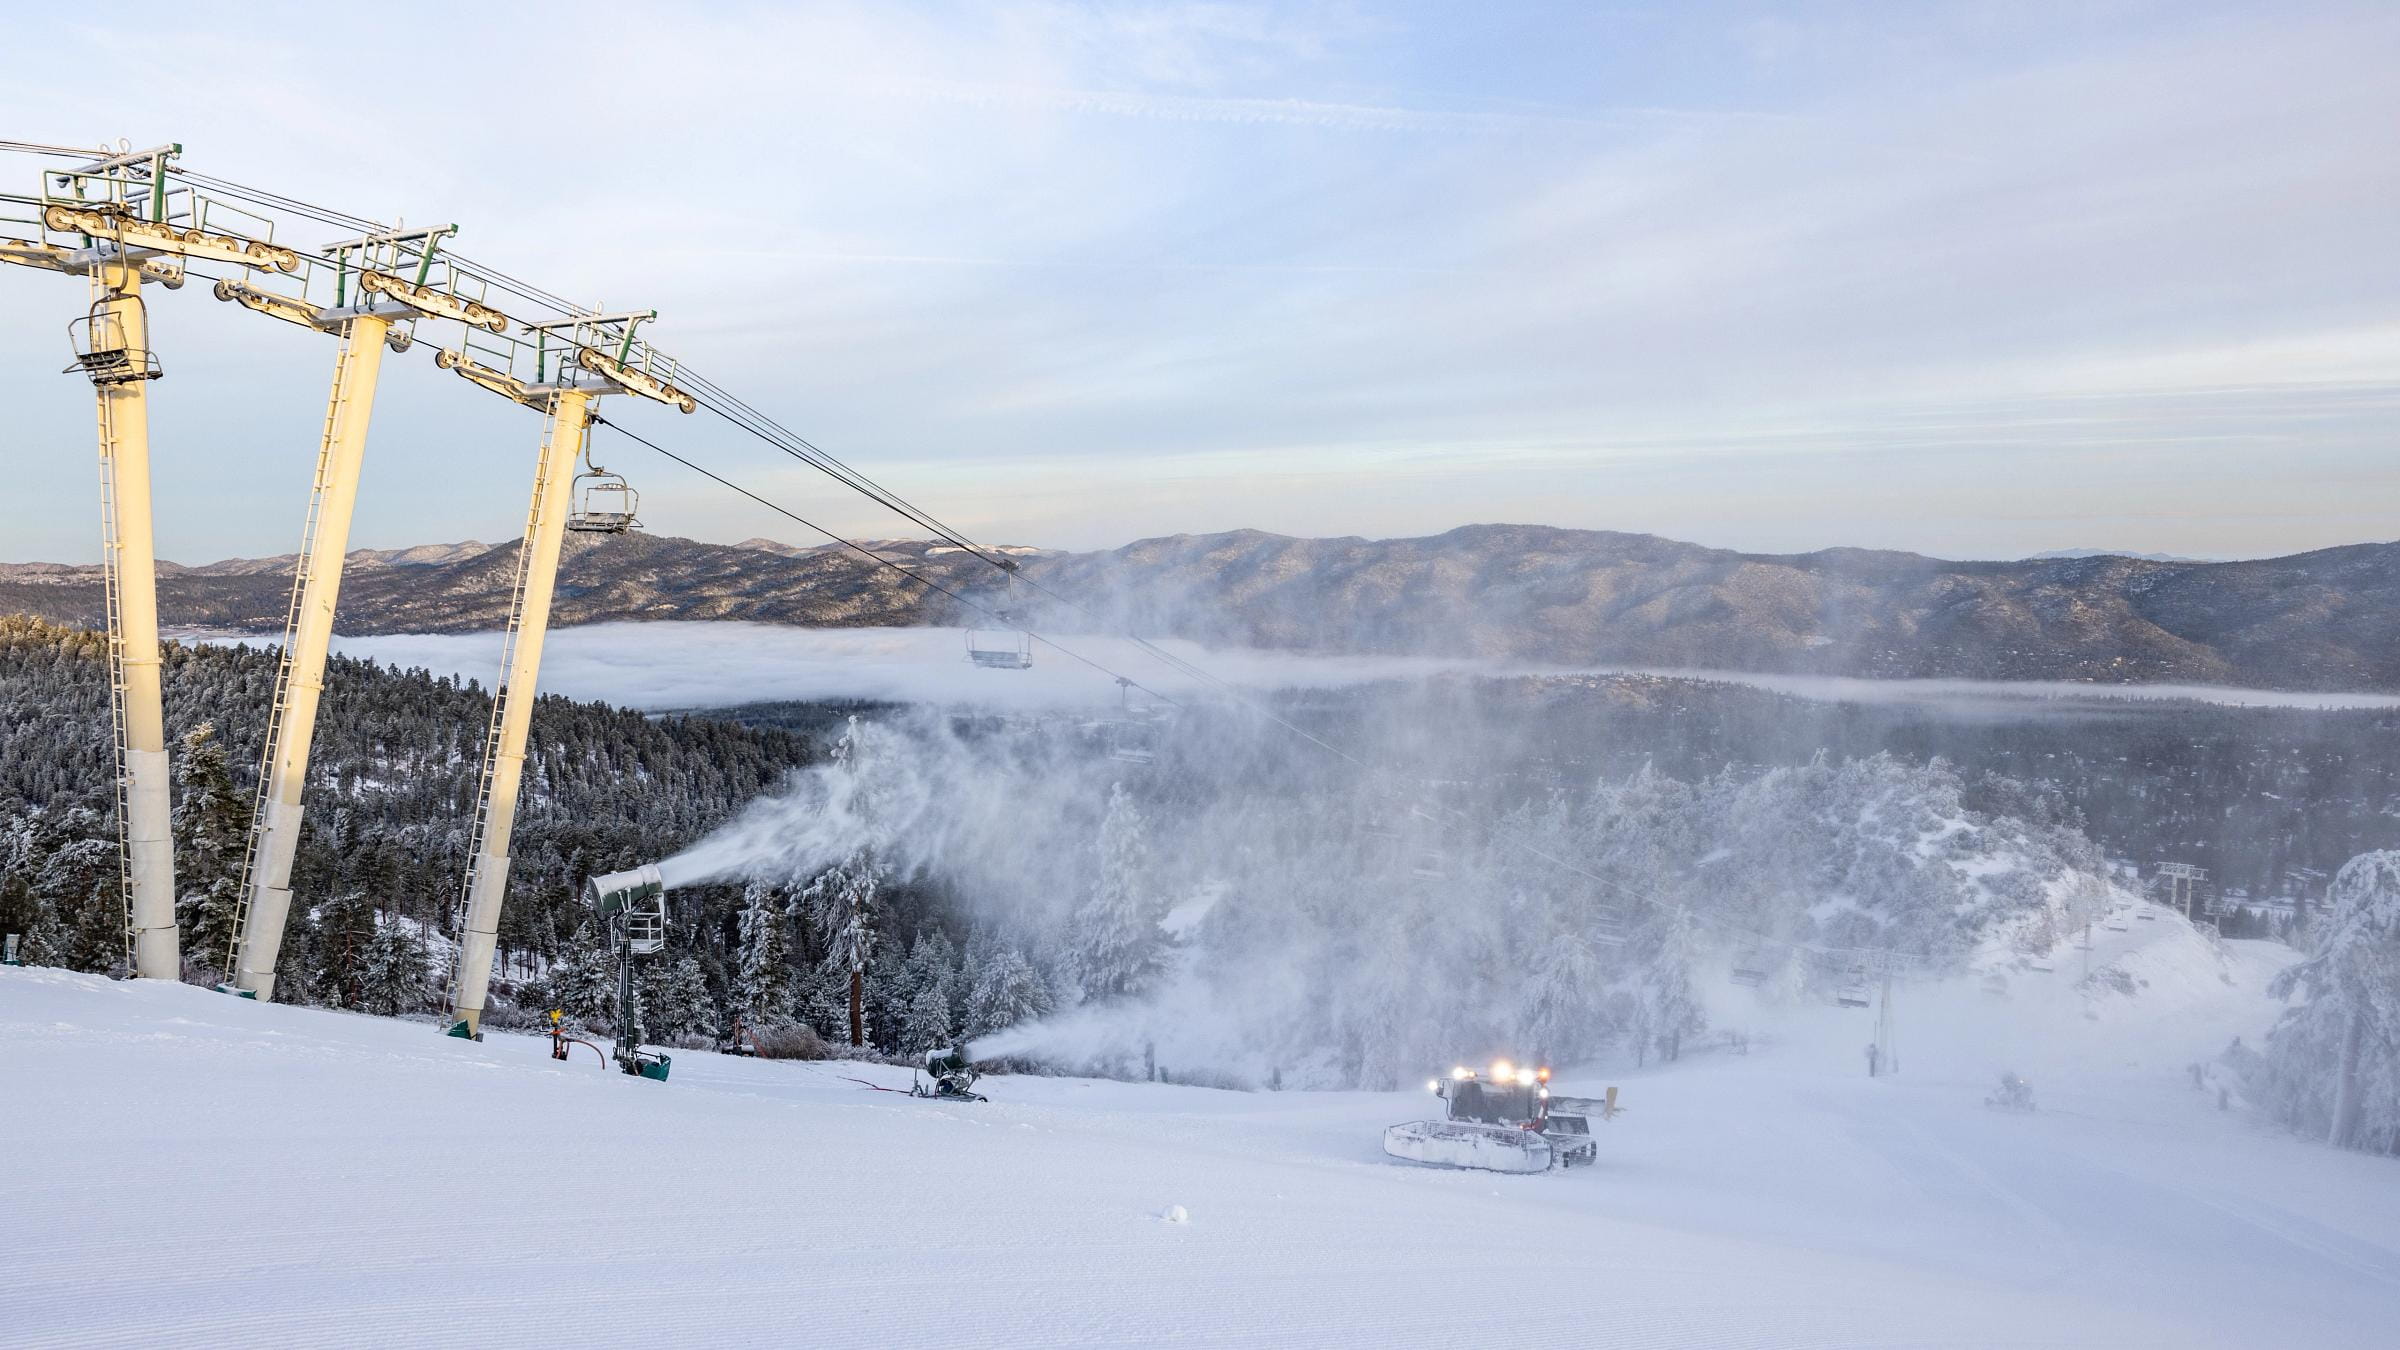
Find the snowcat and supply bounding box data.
[1383,1061,1618,1173]
[1985,1071,2036,1113]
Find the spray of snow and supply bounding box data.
[649,682,2147,1088]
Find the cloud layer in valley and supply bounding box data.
[279,622,2400,717]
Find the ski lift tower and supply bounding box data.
[2156,862,2209,922]
[1869,951,1899,1077]
[0,142,302,977]
[435,311,695,1038]
[217,225,510,1000]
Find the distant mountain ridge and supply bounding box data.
[3,525,2396,692]
[2023,548,2215,563]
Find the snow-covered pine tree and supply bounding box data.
[1632,907,1706,1066]
[1064,782,1165,1003]
[171,721,252,974]
[964,945,1052,1038]
[2264,851,2400,1151]
[636,954,720,1045]
[271,898,318,1000]
[313,889,379,1008]
[0,810,65,966]
[898,932,959,1025]
[732,880,794,1033]
[357,914,432,1016]
[547,921,622,1032]
[901,981,954,1054]
[795,961,855,1045]
[802,845,886,1046]
[38,822,123,975]
[1518,923,1614,1069]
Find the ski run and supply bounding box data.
[10,907,2400,1349]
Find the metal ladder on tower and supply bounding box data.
[94,388,137,976]
[225,341,355,975]
[440,407,570,1014]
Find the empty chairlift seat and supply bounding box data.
[1835,963,1874,1008]
[65,298,163,386]
[1730,947,1772,987]
[565,460,641,533]
[967,621,1033,669]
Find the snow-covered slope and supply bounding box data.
[8,915,2400,1348]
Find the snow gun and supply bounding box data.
[582,865,672,1082]
[584,864,666,922]
[912,1046,987,1102]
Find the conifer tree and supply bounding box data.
[1064,782,1164,1002]
[358,915,432,1016]
[2265,851,2400,1150]
[901,982,954,1054]
[37,813,124,974]
[1631,908,1705,1066]
[803,846,886,1046]
[315,889,379,1008]
[547,921,621,1032]
[172,721,252,974]
[637,954,720,1044]
[964,945,1052,1038]
[732,880,793,1031]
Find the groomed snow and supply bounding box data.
[9,922,2400,1348]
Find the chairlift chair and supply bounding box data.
[564,459,641,534]
[967,620,1033,669]
[1835,963,1873,1008]
[1730,948,1771,987]
[65,297,163,386]
[1588,905,1631,948]
[968,570,1035,669]
[1102,679,1159,764]
[1105,720,1157,766]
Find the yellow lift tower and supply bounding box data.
[0,143,300,977]
[434,312,694,1037]
[216,225,512,999]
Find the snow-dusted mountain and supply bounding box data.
[2023,547,2217,563]
[4,525,2397,690]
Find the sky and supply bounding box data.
[2,0,2394,565]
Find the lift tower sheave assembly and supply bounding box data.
[438,312,695,1038]
[223,226,466,1000]
[1,142,298,977]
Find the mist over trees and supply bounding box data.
[6,614,2398,1128]
[649,701,2122,1087]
